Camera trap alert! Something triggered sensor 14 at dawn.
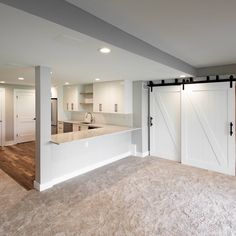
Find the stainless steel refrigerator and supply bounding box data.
[51,98,58,135]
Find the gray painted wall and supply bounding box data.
[0,84,34,141]
[197,64,236,77]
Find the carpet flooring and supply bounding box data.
[1,156,236,235]
[0,142,35,190]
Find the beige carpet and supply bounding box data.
[1,156,236,235]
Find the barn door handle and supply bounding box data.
[230,122,234,136]
[149,117,153,127]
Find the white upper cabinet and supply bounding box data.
[63,84,93,112]
[93,80,132,114]
[63,85,81,111]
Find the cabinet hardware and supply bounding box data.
[114,104,118,112]
[71,103,74,111]
[99,104,102,112]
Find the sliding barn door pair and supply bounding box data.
[150,82,235,175]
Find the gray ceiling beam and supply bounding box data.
[0,0,196,76]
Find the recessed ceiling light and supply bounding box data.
[99,47,111,54]
[95,78,100,81]
[180,75,186,78]
[65,82,69,85]
[50,71,53,75]
[18,77,24,80]
[0,81,5,84]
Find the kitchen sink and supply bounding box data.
[88,126,101,129]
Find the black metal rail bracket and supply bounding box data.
[148,75,236,91]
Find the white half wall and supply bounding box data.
[35,131,134,191]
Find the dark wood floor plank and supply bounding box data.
[0,142,35,190]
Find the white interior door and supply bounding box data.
[15,90,35,143]
[0,88,5,147]
[181,83,235,175]
[150,86,181,161]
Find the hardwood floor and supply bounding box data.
[0,142,35,190]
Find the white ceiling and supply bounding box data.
[67,0,236,68]
[0,3,189,86]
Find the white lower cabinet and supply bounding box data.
[57,121,64,134]
[72,124,89,132]
[72,124,80,132]
[93,80,132,114]
[80,125,88,131]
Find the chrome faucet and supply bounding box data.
[85,112,95,123]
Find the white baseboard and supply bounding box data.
[135,151,149,158]
[34,180,54,192]
[4,140,17,146]
[34,151,131,192]
[130,144,149,158]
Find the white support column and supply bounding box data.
[34,66,52,191]
[132,81,149,157]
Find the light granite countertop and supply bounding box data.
[51,122,140,145]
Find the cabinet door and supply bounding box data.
[73,124,80,132]
[69,86,78,111]
[80,125,89,131]
[63,86,79,111]
[109,81,124,113]
[93,82,109,113]
[58,121,64,134]
[63,86,70,111]
[93,80,131,114]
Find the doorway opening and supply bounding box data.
[0,69,36,190]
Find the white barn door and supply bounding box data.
[15,90,35,143]
[181,83,235,175]
[150,86,181,162]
